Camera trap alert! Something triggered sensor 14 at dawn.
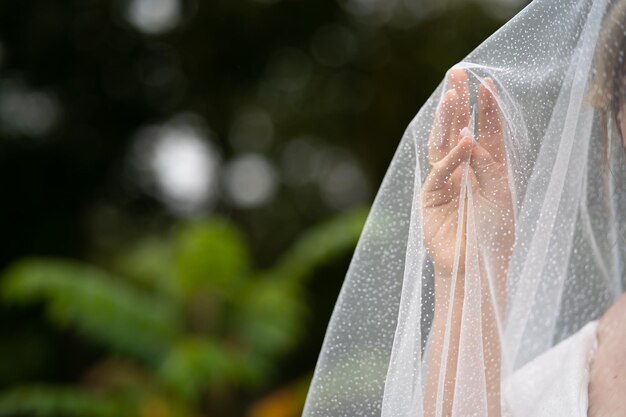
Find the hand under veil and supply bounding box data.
[302,0,626,416]
[421,68,513,417]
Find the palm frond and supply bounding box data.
[174,219,252,300]
[232,279,305,358]
[158,337,243,400]
[107,236,177,297]
[1,259,183,363]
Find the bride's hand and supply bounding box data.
[422,68,515,295]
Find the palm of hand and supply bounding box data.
[422,69,515,278]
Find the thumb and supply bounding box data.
[423,136,473,192]
[469,143,498,182]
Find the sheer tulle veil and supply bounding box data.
[302,0,626,415]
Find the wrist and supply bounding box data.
[434,269,465,315]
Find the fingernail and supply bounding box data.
[483,77,497,92]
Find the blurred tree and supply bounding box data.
[0,207,367,417]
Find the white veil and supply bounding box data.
[302,0,626,416]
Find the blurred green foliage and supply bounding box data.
[0,208,367,417]
[0,0,523,416]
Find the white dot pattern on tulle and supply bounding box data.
[303,1,626,416]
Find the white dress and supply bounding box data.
[503,321,599,417]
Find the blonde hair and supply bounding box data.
[588,0,626,245]
[589,0,626,116]
[588,0,626,172]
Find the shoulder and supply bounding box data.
[588,292,626,417]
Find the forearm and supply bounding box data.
[424,267,504,417]
[480,256,507,417]
[424,271,464,417]
[481,277,502,417]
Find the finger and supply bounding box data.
[478,78,505,163]
[469,142,498,183]
[429,89,459,163]
[423,136,473,192]
[447,68,470,140]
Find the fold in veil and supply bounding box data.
[302,0,626,416]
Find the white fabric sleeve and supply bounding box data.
[503,321,599,417]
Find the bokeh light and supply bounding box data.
[132,114,220,215]
[281,137,318,187]
[319,160,369,210]
[0,79,60,138]
[125,0,182,34]
[224,154,278,208]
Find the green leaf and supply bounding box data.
[271,206,368,283]
[108,236,177,297]
[233,279,305,358]
[175,219,251,298]
[1,259,183,363]
[158,337,242,400]
[229,207,368,362]
[0,386,132,417]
